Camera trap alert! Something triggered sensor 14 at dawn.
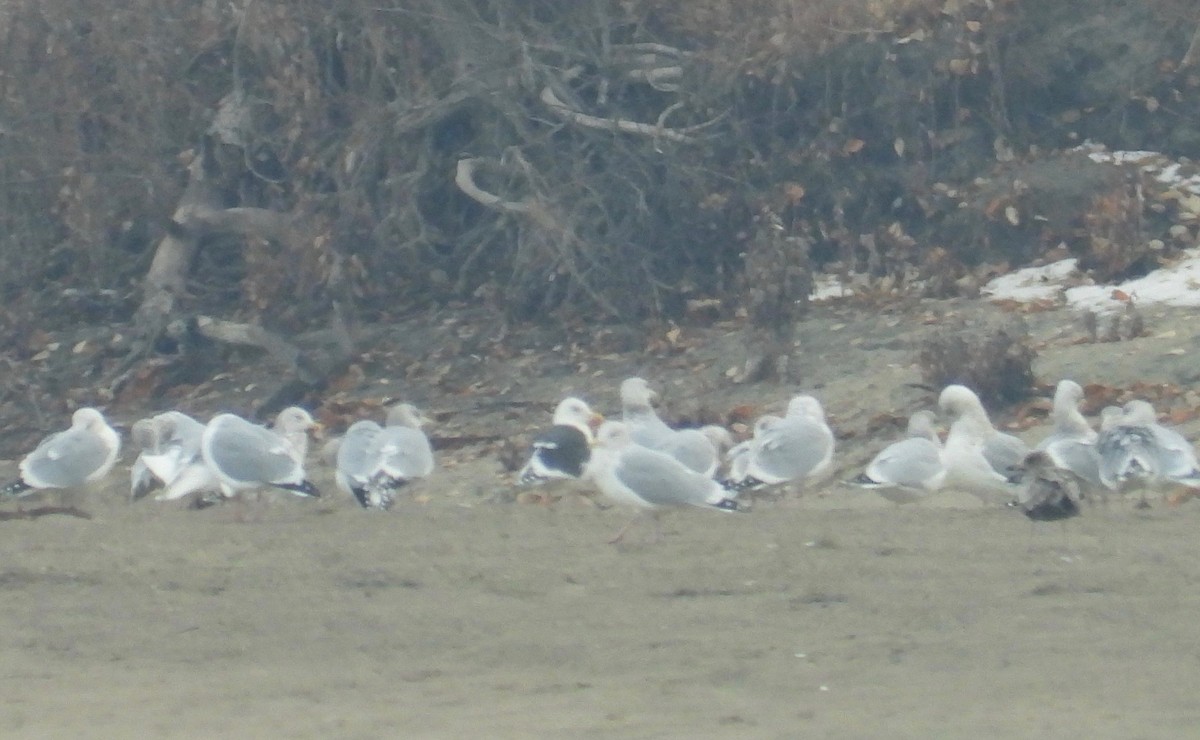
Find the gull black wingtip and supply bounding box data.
[276,480,321,498]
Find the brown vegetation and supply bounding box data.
[0,0,1198,384]
[916,317,1036,405]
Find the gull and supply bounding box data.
[1123,400,1200,482]
[725,396,835,491]
[357,403,436,510]
[1033,380,1103,491]
[1012,450,1085,522]
[619,377,674,448]
[655,425,734,478]
[2,407,121,500]
[618,377,733,476]
[938,385,1029,480]
[850,410,946,503]
[129,411,209,501]
[518,397,603,484]
[333,419,384,505]
[587,421,739,543]
[1096,400,1200,501]
[938,386,1020,502]
[200,407,320,499]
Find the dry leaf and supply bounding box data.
[843,138,865,155]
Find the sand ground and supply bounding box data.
[3,297,1200,738]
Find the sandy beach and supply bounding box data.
[3,298,1200,738]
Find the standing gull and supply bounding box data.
[2,408,121,499]
[851,410,946,503]
[587,421,739,543]
[200,406,320,499]
[517,397,603,484]
[726,395,835,491]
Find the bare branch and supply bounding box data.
[539,86,696,144]
[454,158,532,213]
[194,315,301,370]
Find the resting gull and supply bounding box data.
[200,406,320,499]
[938,386,1019,502]
[1096,400,1200,500]
[1011,450,1085,523]
[587,421,739,543]
[618,377,735,476]
[725,395,835,491]
[129,411,209,501]
[2,407,121,498]
[334,419,384,505]
[656,425,734,478]
[851,410,946,503]
[517,397,603,484]
[938,385,1029,480]
[1033,380,1103,491]
[356,403,436,510]
[619,377,675,448]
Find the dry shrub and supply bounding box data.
[0,0,1198,335]
[917,318,1036,406]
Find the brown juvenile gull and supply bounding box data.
[587,421,739,544]
[2,408,121,499]
[1012,450,1085,522]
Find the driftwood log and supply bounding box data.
[114,129,351,407]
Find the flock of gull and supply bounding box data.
[1,375,1197,540]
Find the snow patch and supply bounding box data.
[981,259,1078,303]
